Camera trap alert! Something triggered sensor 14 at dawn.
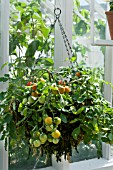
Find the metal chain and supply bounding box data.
[35,8,74,65]
[58,18,73,60]
[54,8,73,60]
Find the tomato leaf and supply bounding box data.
[60,114,67,123]
[72,127,80,140]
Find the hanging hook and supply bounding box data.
[54,8,61,19]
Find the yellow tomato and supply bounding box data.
[52,130,61,138]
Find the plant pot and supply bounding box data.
[105,11,113,40]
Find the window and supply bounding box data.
[1,1,113,170]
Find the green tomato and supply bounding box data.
[39,133,47,143]
[53,138,59,144]
[37,117,42,122]
[51,86,58,95]
[42,114,48,120]
[54,117,61,125]
[28,96,35,104]
[33,140,41,147]
[29,138,33,144]
[33,131,40,138]
[48,134,53,142]
[38,95,45,104]
[46,125,54,132]
[22,98,28,105]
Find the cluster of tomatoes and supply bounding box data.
[21,77,69,149]
[29,116,62,148]
[16,71,81,159]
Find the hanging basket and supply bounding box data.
[1,65,113,162]
[105,11,113,40]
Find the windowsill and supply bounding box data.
[91,40,113,46]
[35,156,113,170]
[68,157,113,170]
[33,167,55,170]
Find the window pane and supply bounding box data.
[72,0,105,162]
[9,141,52,170]
[71,142,98,162]
[73,0,105,67]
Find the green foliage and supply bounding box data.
[110,1,113,11]
[95,19,106,40]
[73,0,106,40]
[74,0,80,11]
[3,0,54,167]
[73,9,90,36]
[0,61,113,162]
[0,0,113,165]
[9,0,53,70]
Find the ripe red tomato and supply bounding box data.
[32,84,37,91]
[58,80,63,85]
[76,72,81,77]
[26,82,32,86]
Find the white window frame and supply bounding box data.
[90,0,113,162]
[0,0,9,170]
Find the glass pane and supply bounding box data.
[9,143,52,170]
[71,142,98,162]
[73,0,105,68]
[71,0,105,162]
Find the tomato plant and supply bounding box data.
[0,0,113,165]
[0,62,113,162]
